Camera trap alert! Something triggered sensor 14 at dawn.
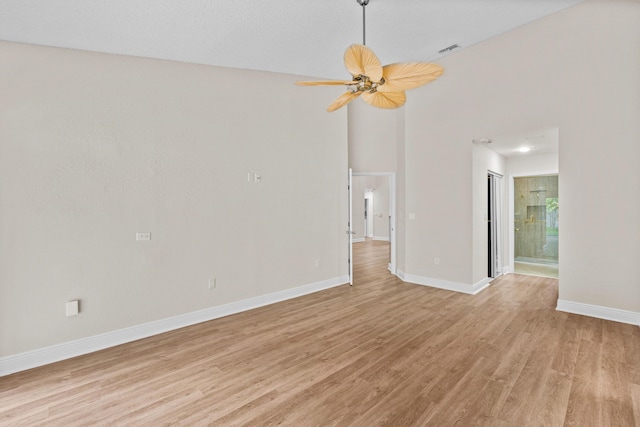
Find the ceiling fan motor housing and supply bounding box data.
[348,75,385,94]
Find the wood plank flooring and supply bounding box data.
[1,240,639,426]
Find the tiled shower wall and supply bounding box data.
[514,175,559,261]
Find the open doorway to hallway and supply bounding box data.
[351,173,395,284]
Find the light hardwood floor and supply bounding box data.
[1,240,639,426]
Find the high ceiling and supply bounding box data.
[0,0,583,80]
[478,128,559,158]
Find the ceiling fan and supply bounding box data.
[297,0,444,112]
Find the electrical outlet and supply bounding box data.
[136,232,151,241]
[434,257,440,265]
[315,259,320,268]
[208,278,216,290]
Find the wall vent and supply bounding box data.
[438,44,460,54]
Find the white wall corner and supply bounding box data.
[556,300,640,326]
[401,273,490,295]
[0,275,349,376]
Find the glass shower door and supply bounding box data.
[514,175,559,277]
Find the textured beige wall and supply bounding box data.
[348,100,398,173]
[372,176,390,240]
[0,41,348,357]
[404,0,640,311]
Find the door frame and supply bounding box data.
[509,171,559,274]
[351,172,397,276]
[488,171,504,278]
[363,197,370,239]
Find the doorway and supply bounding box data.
[513,175,559,278]
[364,190,374,239]
[488,172,503,278]
[349,172,396,284]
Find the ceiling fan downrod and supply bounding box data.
[357,0,369,45]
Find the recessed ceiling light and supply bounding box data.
[519,147,531,153]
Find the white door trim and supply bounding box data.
[348,168,353,285]
[488,171,503,278]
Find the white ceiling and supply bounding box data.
[0,0,583,80]
[477,127,559,158]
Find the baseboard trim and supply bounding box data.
[472,277,492,294]
[352,237,365,243]
[398,271,491,295]
[372,236,389,242]
[0,275,349,376]
[556,300,640,326]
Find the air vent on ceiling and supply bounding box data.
[438,44,460,54]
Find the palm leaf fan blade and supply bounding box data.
[327,91,361,112]
[344,44,383,82]
[361,91,406,109]
[378,62,444,93]
[296,80,354,86]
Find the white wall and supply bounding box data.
[348,100,399,173]
[507,153,558,178]
[403,111,473,285]
[372,176,390,241]
[403,0,640,313]
[365,190,374,237]
[0,41,348,358]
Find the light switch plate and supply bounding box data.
[66,300,79,317]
